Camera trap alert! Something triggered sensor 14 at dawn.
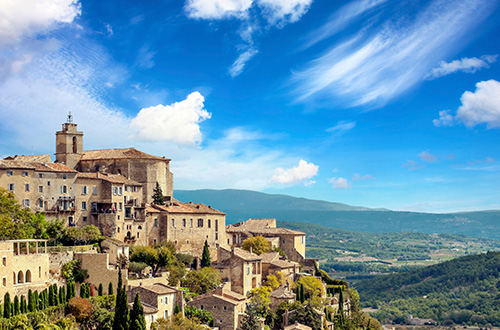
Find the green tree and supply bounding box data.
[3,292,11,318]
[108,282,113,295]
[181,267,221,294]
[113,268,129,330]
[242,236,271,255]
[201,240,211,268]
[20,295,27,314]
[13,295,19,316]
[28,289,35,312]
[291,304,322,330]
[130,293,147,330]
[130,245,173,276]
[238,304,261,330]
[248,287,271,317]
[46,218,65,245]
[184,306,214,326]
[152,182,165,205]
[59,285,66,304]
[98,283,104,296]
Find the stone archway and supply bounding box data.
[25,270,32,283]
[17,270,24,284]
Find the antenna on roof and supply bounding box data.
[67,111,73,123]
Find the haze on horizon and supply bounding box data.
[0,0,499,214]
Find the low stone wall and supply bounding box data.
[74,253,127,293]
[49,252,74,281]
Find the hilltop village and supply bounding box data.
[0,117,372,330]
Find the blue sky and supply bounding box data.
[1,0,500,213]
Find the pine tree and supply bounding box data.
[201,240,211,268]
[13,295,19,316]
[238,304,260,330]
[151,182,165,205]
[3,292,11,318]
[130,293,146,330]
[99,283,104,296]
[108,282,114,295]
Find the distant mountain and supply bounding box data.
[174,189,500,240]
[175,189,381,212]
[355,251,500,326]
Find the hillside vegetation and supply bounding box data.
[355,251,500,326]
[278,221,500,277]
[175,189,500,240]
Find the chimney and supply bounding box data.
[249,246,252,254]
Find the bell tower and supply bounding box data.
[55,112,84,169]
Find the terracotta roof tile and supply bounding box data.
[77,172,141,185]
[0,160,76,172]
[4,154,51,162]
[220,246,262,261]
[284,323,312,330]
[260,252,280,263]
[80,148,170,161]
[270,286,296,299]
[149,200,225,215]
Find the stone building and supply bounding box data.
[214,246,262,296]
[0,240,50,298]
[260,252,299,283]
[1,116,226,256]
[128,283,184,329]
[187,282,247,330]
[226,218,306,262]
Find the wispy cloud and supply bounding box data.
[402,160,425,171]
[418,151,437,163]
[326,120,356,133]
[293,0,495,106]
[135,45,156,70]
[426,55,497,80]
[434,80,500,128]
[329,177,350,189]
[184,0,313,77]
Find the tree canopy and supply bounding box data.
[242,236,271,255]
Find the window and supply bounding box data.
[119,202,122,211]
[137,232,139,238]
[223,306,227,311]
[92,186,97,195]
[215,233,218,240]
[8,183,14,191]
[83,216,87,222]
[153,239,157,245]
[25,184,30,192]
[133,186,138,192]
[118,187,123,195]
[113,187,117,195]
[247,267,250,275]
[208,219,211,228]
[165,297,168,304]
[62,174,67,180]
[38,186,43,193]
[22,171,28,177]
[81,201,87,210]
[182,219,186,227]
[2,257,6,266]
[301,236,305,244]
[38,173,42,179]
[47,181,50,186]
[171,219,175,227]
[213,305,217,309]
[125,207,131,218]
[38,199,43,208]
[82,186,88,194]
[61,185,67,194]
[200,305,204,310]
[190,219,193,227]
[154,218,158,227]
[2,277,5,287]
[23,199,30,207]
[197,218,203,227]
[7,171,13,176]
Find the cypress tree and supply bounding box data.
[66,281,72,301]
[80,283,86,298]
[54,285,59,305]
[28,289,34,312]
[151,182,165,205]
[99,283,104,296]
[13,295,19,315]
[130,293,146,330]
[108,282,113,295]
[174,304,180,315]
[113,268,129,330]
[3,292,11,318]
[38,291,44,310]
[33,291,39,311]
[20,295,27,313]
[300,283,305,303]
[201,240,211,268]
[44,289,49,309]
[59,286,65,304]
[49,285,54,306]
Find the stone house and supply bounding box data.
[260,252,299,283]
[215,246,262,296]
[100,238,129,266]
[226,218,306,262]
[270,284,296,307]
[0,240,50,297]
[187,282,247,330]
[128,283,183,329]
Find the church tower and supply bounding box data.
[55,113,83,169]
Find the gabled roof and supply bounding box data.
[0,160,76,173]
[148,200,225,215]
[270,260,299,269]
[260,252,280,264]
[284,323,312,330]
[80,147,170,162]
[270,286,296,299]
[77,172,142,185]
[4,154,51,162]
[219,246,262,262]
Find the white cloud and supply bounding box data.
[434,80,500,129]
[433,110,455,127]
[352,173,373,181]
[402,160,424,171]
[0,0,81,47]
[418,151,437,163]
[293,0,495,106]
[257,0,313,27]
[135,45,156,70]
[271,160,318,185]
[184,0,253,19]
[326,120,356,132]
[229,48,258,77]
[130,92,211,146]
[329,177,350,189]
[426,55,497,80]
[104,23,113,36]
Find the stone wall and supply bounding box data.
[74,252,127,292]
[48,251,74,281]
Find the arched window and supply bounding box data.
[25,270,31,283]
[73,136,77,153]
[13,272,15,284]
[18,271,24,284]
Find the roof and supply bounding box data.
[80,148,170,161]
[0,160,76,172]
[4,154,51,162]
[270,286,296,299]
[139,283,177,295]
[270,260,299,269]
[148,200,225,215]
[77,172,142,185]
[220,246,262,261]
[127,301,158,314]
[260,252,280,263]
[284,323,312,330]
[226,219,304,236]
[189,288,246,305]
